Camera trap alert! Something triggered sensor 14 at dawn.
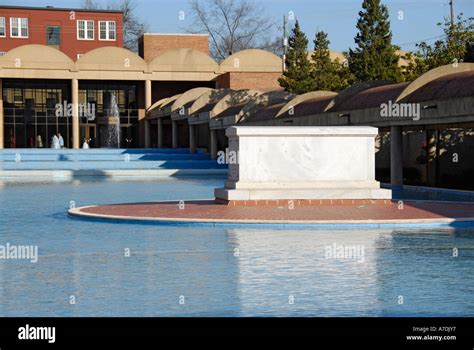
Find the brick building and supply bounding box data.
[0,5,123,60]
[139,33,209,62]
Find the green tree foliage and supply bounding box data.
[311,31,352,91]
[403,14,474,80]
[348,0,403,83]
[278,21,313,94]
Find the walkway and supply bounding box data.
[69,199,474,228]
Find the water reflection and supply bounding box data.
[0,180,473,316]
[228,228,474,316]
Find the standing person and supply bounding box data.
[36,135,43,148]
[82,139,90,149]
[51,134,59,149]
[58,133,65,149]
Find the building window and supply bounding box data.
[99,21,116,41]
[10,18,29,38]
[77,54,84,60]
[77,20,94,40]
[47,26,61,47]
[0,17,6,37]
[0,52,6,56]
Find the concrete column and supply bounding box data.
[144,80,152,148]
[157,117,163,148]
[0,78,3,149]
[390,126,403,194]
[172,120,178,148]
[72,78,80,149]
[189,124,196,153]
[210,128,217,159]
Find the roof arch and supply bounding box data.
[148,95,179,113]
[211,89,261,117]
[171,87,214,112]
[276,91,337,118]
[149,48,218,72]
[0,44,74,70]
[403,70,474,102]
[238,90,295,123]
[331,82,409,112]
[397,62,474,102]
[220,49,283,73]
[188,89,231,115]
[160,94,183,108]
[325,80,394,112]
[76,47,148,71]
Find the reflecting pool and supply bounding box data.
[0,179,473,316]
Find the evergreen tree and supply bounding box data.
[311,31,352,91]
[348,0,402,82]
[278,20,313,94]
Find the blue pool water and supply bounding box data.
[0,179,473,317]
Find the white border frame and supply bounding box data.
[0,17,6,38]
[10,17,29,39]
[77,19,95,40]
[98,21,116,41]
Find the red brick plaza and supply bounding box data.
[69,199,474,226]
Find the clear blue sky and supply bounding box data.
[2,0,473,52]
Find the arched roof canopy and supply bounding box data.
[161,94,182,108]
[276,91,337,118]
[247,102,287,123]
[330,83,409,112]
[148,95,180,113]
[171,87,214,112]
[325,80,395,112]
[211,89,261,117]
[238,90,295,123]
[149,48,218,72]
[402,70,474,103]
[397,63,474,102]
[188,89,231,115]
[148,94,184,118]
[76,47,148,72]
[0,44,74,70]
[220,49,283,73]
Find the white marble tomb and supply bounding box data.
[214,126,392,201]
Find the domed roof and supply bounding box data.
[220,49,282,73]
[76,47,147,71]
[149,48,218,72]
[0,44,74,70]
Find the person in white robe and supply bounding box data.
[51,134,59,149]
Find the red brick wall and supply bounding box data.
[0,7,123,60]
[139,34,209,62]
[216,72,283,92]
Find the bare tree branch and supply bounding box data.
[81,0,149,52]
[186,0,276,61]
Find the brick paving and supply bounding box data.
[74,200,474,223]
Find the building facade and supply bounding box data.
[0,5,285,150]
[0,44,283,149]
[0,5,123,60]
